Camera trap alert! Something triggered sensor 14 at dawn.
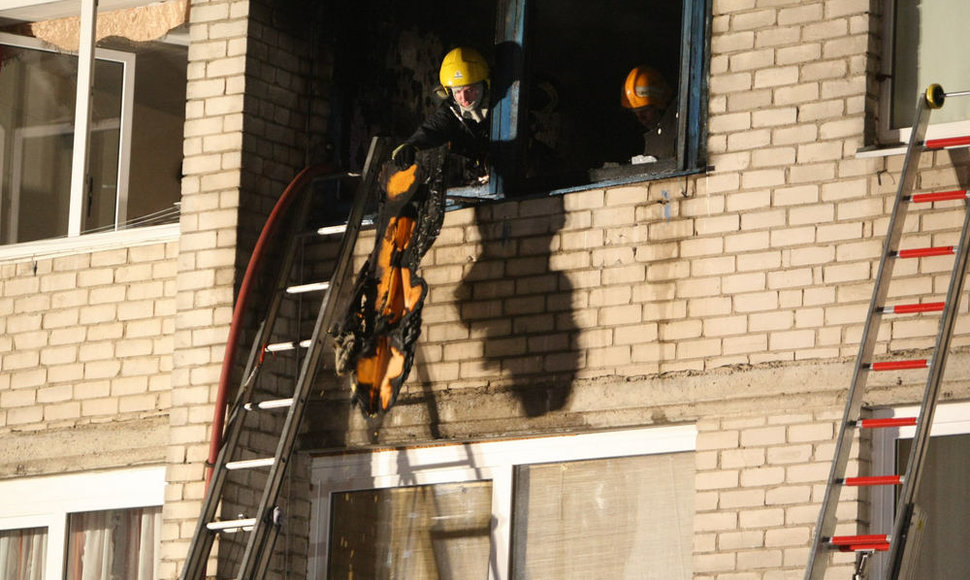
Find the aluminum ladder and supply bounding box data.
[805,85,970,580]
[180,137,389,579]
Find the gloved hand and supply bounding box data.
[392,143,416,169]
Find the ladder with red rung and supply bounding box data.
[805,84,970,580]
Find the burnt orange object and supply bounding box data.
[333,147,448,415]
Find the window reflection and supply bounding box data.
[328,481,493,579]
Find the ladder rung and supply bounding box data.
[881,301,945,314]
[226,457,276,470]
[264,339,312,353]
[896,246,955,258]
[925,135,970,150]
[207,518,256,532]
[317,224,348,236]
[868,359,928,371]
[910,189,970,203]
[317,217,374,237]
[857,417,918,429]
[838,542,890,553]
[829,534,890,552]
[244,398,294,411]
[286,281,330,294]
[841,475,903,486]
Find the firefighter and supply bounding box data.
[391,46,490,183]
[621,65,677,162]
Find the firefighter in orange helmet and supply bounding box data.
[392,47,490,183]
[621,66,677,161]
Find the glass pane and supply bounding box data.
[0,41,124,243]
[328,481,492,579]
[892,0,970,128]
[512,453,694,580]
[895,433,970,577]
[66,506,161,580]
[98,37,186,230]
[0,44,78,243]
[83,56,123,234]
[85,122,121,233]
[0,527,46,580]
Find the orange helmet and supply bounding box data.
[621,66,672,110]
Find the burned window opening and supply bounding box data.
[323,0,707,197]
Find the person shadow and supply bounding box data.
[455,196,580,417]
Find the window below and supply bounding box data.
[880,0,970,144]
[869,402,970,578]
[0,466,164,580]
[513,453,694,578]
[0,527,46,579]
[325,0,709,198]
[329,481,493,578]
[0,1,187,248]
[310,425,696,579]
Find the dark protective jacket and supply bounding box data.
[405,97,489,171]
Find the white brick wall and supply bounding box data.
[0,242,176,433]
[5,0,970,577]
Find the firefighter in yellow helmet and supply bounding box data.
[392,47,490,183]
[621,66,677,161]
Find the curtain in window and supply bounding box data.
[329,481,492,579]
[512,452,695,580]
[66,506,160,580]
[0,527,46,580]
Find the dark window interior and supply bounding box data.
[323,0,698,196]
[527,0,682,175]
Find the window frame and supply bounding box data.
[445,0,710,201]
[308,425,696,580]
[0,466,165,580]
[0,29,136,243]
[0,0,188,257]
[878,0,970,145]
[868,401,970,578]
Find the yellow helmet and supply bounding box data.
[621,66,672,110]
[439,47,489,88]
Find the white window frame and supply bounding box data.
[879,0,970,145]
[869,401,970,578]
[309,424,696,580]
[0,0,189,262]
[0,32,136,242]
[0,466,165,580]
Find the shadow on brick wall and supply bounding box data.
[456,196,581,417]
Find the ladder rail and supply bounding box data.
[180,320,270,580]
[885,202,970,577]
[236,137,391,578]
[180,146,387,579]
[804,85,937,580]
[181,171,324,580]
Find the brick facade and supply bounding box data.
[2,0,970,578]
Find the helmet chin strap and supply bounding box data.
[457,102,486,123]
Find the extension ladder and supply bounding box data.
[805,85,970,580]
[180,137,390,579]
